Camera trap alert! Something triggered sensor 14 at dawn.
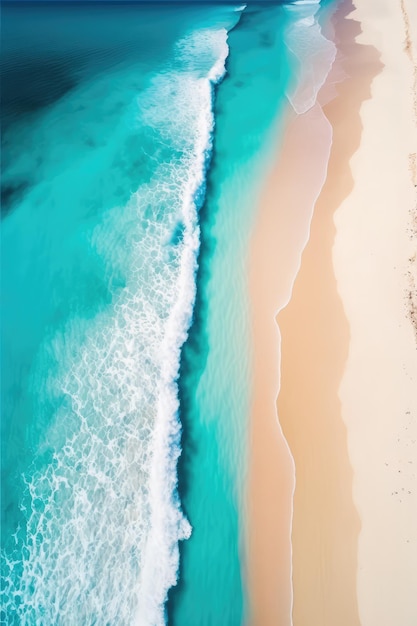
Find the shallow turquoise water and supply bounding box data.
[1,1,336,623]
[168,5,294,624]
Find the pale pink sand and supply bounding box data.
[247,103,332,626]
[247,0,389,623]
[277,2,381,624]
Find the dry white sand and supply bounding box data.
[333,0,417,624]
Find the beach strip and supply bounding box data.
[277,1,381,623]
[332,0,417,624]
[247,101,333,625]
[245,0,415,622]
[246,6,339,622]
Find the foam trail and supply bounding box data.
[135,29,230,626]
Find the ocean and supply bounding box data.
[1,1,336,624]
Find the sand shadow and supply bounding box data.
[276,1,383,625]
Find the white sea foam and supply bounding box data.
[284,0,336,114]
[133,28,229,626]
[2,26,229,626]
[291,0,320,5]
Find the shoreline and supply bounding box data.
[246,0,392,622]
[246,14,337,625]
[277,1,382,623]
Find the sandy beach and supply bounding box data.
[332,0,417,623]
[247,102,333,625]
[247,0,417,624]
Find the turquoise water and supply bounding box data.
[168,5,294,624]
[1,1,336,624]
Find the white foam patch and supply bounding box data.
[291,0,320,5]
[2,26,229,626]
[284,0,336,114]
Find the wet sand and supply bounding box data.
[247,0,383,623]
[247,103,332,626]
[277,2,382,624]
